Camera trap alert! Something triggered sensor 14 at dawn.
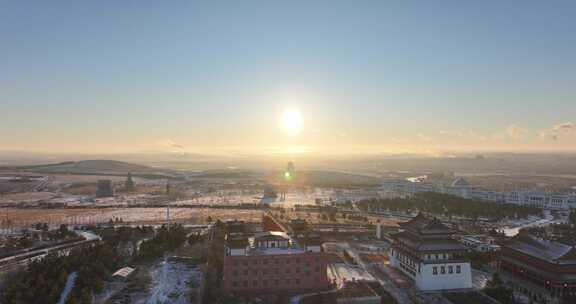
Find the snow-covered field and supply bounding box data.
[144,259,203,304]
[1,207,262,228]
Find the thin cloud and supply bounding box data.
[158,139,186,152]
[540,122,576,140]
[505,124,528,141]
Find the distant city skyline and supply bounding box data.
[1,2,575,155]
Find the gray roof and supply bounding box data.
[506,235,576,264]
[393,231,467,252]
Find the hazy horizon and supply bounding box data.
[2,2,575,155]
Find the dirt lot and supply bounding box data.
[0,207,263,228]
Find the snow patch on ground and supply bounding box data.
[57,271,78,304]
[145,258,203,304]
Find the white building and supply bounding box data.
[389,213,472,291]
[381,178,576,210]
[459,235,500,253]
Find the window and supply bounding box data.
[274,279,279,285]
[243,281,248,287]
[243,261,248,266]
[296,279,301,285]
[435,254,439,260]
[263,259,268,265]
[263,280,268,287]
[263,269,268,275]
[253,280,258,287]
[275,259,279,264]
[315,266,320,272]
[433,267,438,275]
[296,258,301,263]
[286,268,291,274]
[296,268,300,273]
[233,261,238,266]
[286,279,291,285]
[275,268,279,274]
[253,260,257,265]
[243,270,248,276]
[233,270,238,276]
[448,266,453,274]
[252,269,257,275]
[441,266,445,274]
[286,259,291,264]
[456,266,461,274]
[233,281,238,287]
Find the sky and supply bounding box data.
[1,1,575,156]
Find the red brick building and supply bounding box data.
[222,221,330,296]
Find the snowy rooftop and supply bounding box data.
[112,267,135,278]
[507,235,576,264]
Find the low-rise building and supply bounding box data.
[381,178,576,210]
[222,221,331,296]
[459,235,500,252]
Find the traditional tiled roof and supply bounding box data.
[399,213,455,235]
[393,231,466,252]
[505,235,576,264]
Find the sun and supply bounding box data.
[281,110,303,135]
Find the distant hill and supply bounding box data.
[0,160,181,179]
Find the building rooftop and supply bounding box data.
[246,247,307,256]
[399,213,455,234]
[505,234,576,264]
[112,267,135,278]
[394,213,467,253]
[394,231,467,252]
[253,231,290,240]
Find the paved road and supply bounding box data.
[0,229,100,272]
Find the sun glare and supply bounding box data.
[281,110,303,135]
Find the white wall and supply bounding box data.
[306,245,321,252]
[416,263,472,291]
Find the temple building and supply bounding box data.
[500,234,576,302]
[389,213,472,291]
